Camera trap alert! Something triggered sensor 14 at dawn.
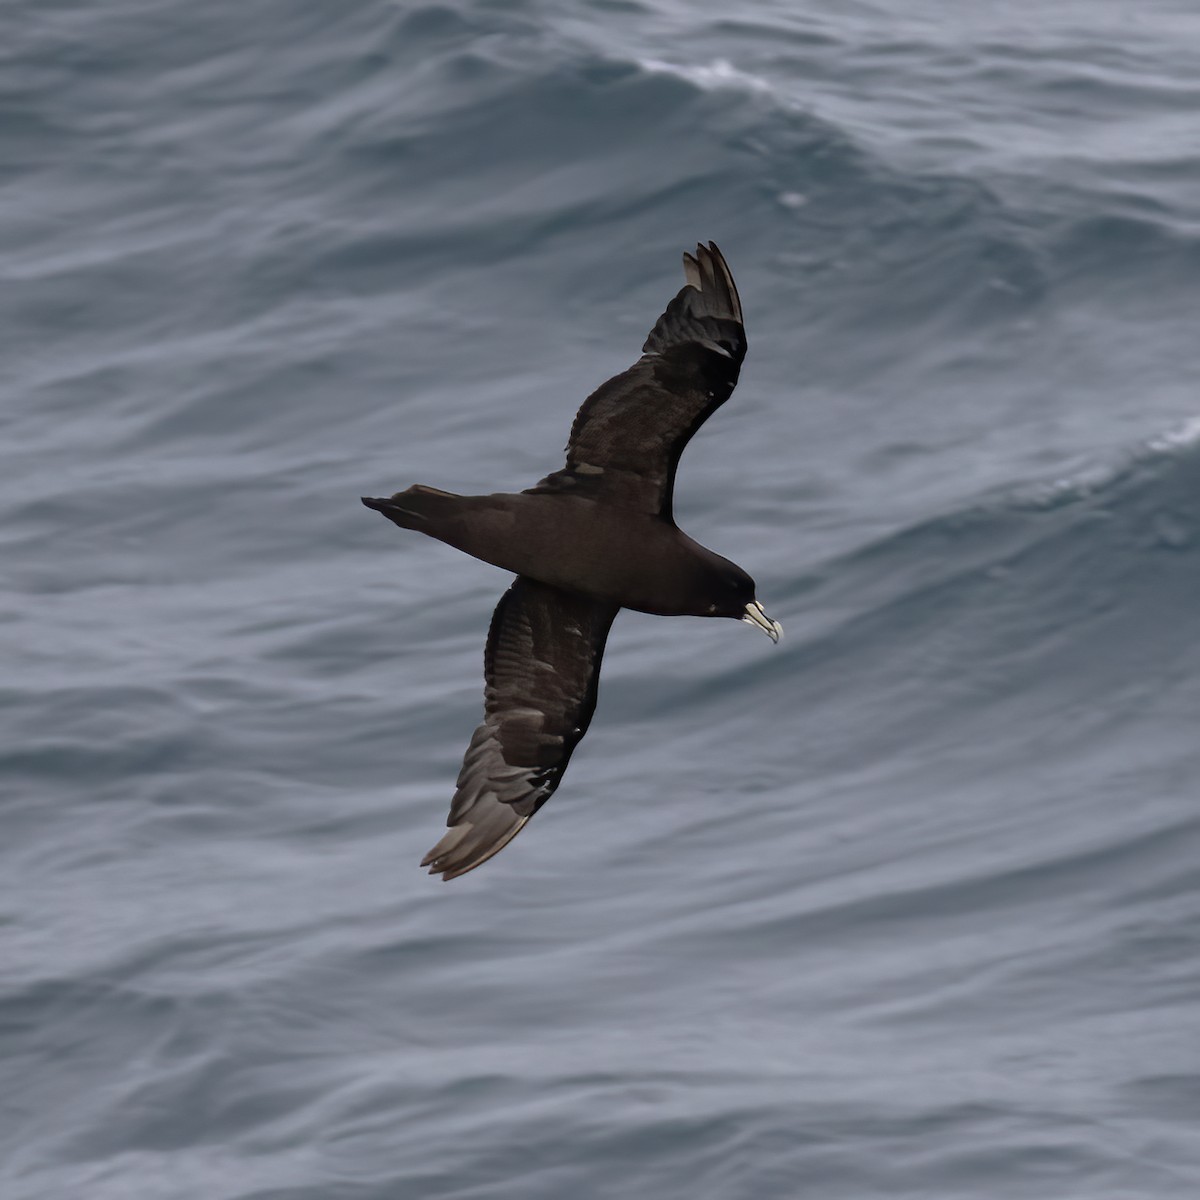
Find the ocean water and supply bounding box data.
[4,1,1200,1196]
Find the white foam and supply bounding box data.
[1146,415,1200,454]
[1021,416,1200,509]
[637,56,774,97]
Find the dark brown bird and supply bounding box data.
[363,242,781,880]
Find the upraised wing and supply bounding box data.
[527,241,747,521]
[421,577,619,880]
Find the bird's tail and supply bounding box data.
[361,485,460,529]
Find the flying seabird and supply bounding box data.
[363,242,781,880]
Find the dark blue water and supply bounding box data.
[5,2,1200,1196]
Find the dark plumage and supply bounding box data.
[363,242,781,880]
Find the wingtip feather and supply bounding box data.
[696,241,743,326]
[421,811,531,881]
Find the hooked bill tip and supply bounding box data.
[741,600,783,643]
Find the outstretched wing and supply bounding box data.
[527,241,746,521]
[421,577,619,880]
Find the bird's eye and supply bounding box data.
[708,602,718,614]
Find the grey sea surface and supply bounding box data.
[4,1,1200,1197]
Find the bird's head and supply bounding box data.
[700,564,783,643]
